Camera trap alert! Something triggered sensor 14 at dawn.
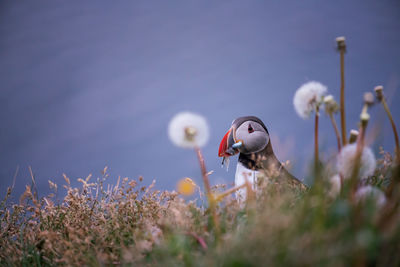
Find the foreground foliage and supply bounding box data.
[1,157,400,266]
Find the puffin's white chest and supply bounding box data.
[235,162,259,200]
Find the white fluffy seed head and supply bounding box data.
[168,112,210,149]
[355,185,386,207]
[293,81,328,119]
[337,144,376,180]
[328,174,341,198]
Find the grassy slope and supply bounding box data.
[1,156,400,266]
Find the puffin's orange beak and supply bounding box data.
[218,129,232,157]
[219,127,244,157]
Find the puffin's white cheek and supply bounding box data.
[241,132,269,153]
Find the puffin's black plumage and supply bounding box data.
[219,116,306,189]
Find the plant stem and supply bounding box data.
[186,232,208,250]
[196,147,211,196]
[215,184,246,202]
[244,174,255,204]
[314,106,320,168]
[340,49,347,146]
[349,120,367,198]
[357,123,366,153]
[329,113,341,152]
[380,98,400,198]
[381,98,400,164]
[195,146,220,238]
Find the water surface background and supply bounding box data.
[1,1,400,198]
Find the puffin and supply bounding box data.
[218,116,306,199]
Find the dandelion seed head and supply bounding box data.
[168,112,209,148]
[355,185,386,207]
[328,174,341,197]
[337,144,376,180]
[293,81,327,119]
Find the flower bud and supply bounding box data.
[349,129,359,144]
[336,36,346,52]
[360,112,370,123]
[363,92,374,106]
[324,94,339,114]
[374,85,384,102]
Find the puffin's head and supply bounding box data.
[218,116,270,157]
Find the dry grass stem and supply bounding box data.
[375,86,400,164]
[195,146,220,238]
[215,184,246,202]
[336,36,347,146]
[329,113,341,151]
[314,106,320,169]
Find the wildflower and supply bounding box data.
[177,178,196,196]
[324,95,341,151]
[355,185,386,207]
[293,81,327,119]
[348,129,359,144]
[336,36,347,145]
[336,36,346,52]
[356,93,372,159]
[363,92,374,106]
[360,112,370,123]
[168,112,210,148]
[168,112,219,237]
[294,81,327,168]
[374,85,383,101]
[337,144,376,180]
[324,95,339,115]
[360,92,374,124]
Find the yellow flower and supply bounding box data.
[177,178,196,196]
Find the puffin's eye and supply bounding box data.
[248,123,254,133]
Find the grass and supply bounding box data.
[0,154,400,266]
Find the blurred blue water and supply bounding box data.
[1,1,399,199]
